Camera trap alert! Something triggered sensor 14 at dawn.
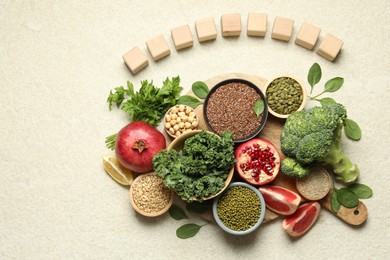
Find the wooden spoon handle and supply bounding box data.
[320,191,368,226]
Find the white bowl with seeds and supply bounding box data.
[129,172,174,217]
[164,104,199,139]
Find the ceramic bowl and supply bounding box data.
[167,130,234,201]
[264,75,308,119]
[202,78,268,144]
[212,182,266,235]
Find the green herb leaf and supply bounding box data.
[330,190,341,213]
[308,63,322,93]
[346,183,373,199]
[186,201,212,214]
[344,118,362,141]
[178,95,202,108]
[192,81,209,99]
[337,188,359,208]
[318,97,337,107]
[169,205,189,220]
[324,77,344,93]
[176,223,205,239]
[254,99,265,117]
[105,133,117,150]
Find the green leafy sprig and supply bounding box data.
[307,63,362,141]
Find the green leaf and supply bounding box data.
[344,118,362,141]
[346,183,373,199]
[192,81,209,99]
[169,205,189,220]
[318,97,336,107]
[308,63,322,92]
[178,95,202,108]
[186,201,211,214]
[176,223,205,239]
[337,189,359,208]
[324,77,344,93]
[254,99,265,117]
[330,190,341,213]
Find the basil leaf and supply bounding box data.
[169,205,189,220]
[254,99,265,117]
[178,95,202,108]
[186,201,211,214]
[318,97,336,107]
[192,81,209,99]
[330,190,341,213]
[346,183,373,199]
[308,63,322,92]
[176,223,205,239]
[337,189,359,208]
[324,77,344,93]
[344,118,362,141]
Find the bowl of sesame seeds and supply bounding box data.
[203,79,268,144]
[129,172,174,217]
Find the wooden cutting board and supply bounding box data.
[169,73,368,226]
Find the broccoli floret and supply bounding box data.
[280,103,359,183]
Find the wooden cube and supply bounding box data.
[171,25,193,50]
[122,47,148,74]
[146,34,170,61]
[195,17,217,42]
[272,16,294,41]
[221,13,241,37]
[316,33,344,61]
[295,22,321,50]
[247,13,267,37]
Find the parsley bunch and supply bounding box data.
[107,76,183,127]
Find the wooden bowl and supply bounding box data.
[168,130,234,201]
[264,75,308,119]
[163,104,199,139]
[129,172,174,217]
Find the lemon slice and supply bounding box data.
[102,154,134,186]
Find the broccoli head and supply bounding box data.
[280,103,359,183]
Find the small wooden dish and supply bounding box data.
[129,172,174,217]
[295,167,331,201]
[168,130,234,201]
[163,104,199,139]
[264,75,308,119]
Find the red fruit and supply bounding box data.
[259,186,301,215]
[235,138,280,185]
[282,202,321,237]
[115,121,166,173]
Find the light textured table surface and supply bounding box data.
[1,1,389,259]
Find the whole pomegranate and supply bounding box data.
[115,121,166,173]
[235,138,280,185]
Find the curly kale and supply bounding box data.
[280,103,359,183]
[153,131,235,202]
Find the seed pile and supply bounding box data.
[165,104,198,137]
[296,167,331,200]
[266,77,303,115]
[206,82,263,140]
[217,186,261,231]
[131,174,171,213]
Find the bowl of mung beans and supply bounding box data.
[212,182,266,235]
[264,75,308,119]
[203,79,268,144]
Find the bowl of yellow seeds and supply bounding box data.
[212,182,266,235]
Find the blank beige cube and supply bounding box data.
[221,13,241,37]
[272,16,294,41]
[247,13,267,37]
[295,22,321,50]
[122,47,148,74]
[146,34,170,61]
[171,25,193,50]
[317,33,344,61]
[195,17,217,42]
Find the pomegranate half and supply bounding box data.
[235,138,280,185]
[115,121,166,173]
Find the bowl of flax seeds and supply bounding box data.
[203,79,268,143]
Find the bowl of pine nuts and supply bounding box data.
[163,104,199,139]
